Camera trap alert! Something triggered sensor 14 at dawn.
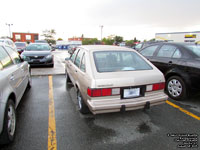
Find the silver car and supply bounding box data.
[0,44,31,144]
[65,45,168,115]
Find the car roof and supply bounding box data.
[29,43,49,45]
[79,45,133,52]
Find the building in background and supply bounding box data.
[155,31,200,43]
[12,32,39,43]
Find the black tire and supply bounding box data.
[66,72,71,84]
[0,99,16,144]
[27,75,32,89]
[77,90,90,114]
[166,76,187,100]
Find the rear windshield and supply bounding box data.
[15,43,26,47]
[185,45,200,57]
[93,51,152,72]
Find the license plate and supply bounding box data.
[124,88,140,98]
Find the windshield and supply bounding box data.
[26,44,51,51]
[93,51,152,72]
[15,43,26,47]
[185,45,200,57]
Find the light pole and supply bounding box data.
[100,25,103,41]
[6,23,13,38]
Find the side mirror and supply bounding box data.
[65,57,70,61]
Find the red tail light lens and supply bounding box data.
[152,82,165,91]
[102,88,112,96]
[87,88,120,97]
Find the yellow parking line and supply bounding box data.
[166,100,200,121]
[48,76,57,150]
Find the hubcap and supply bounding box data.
[77,93,82,109]
[168,79,182,97]
[7,105,16,136]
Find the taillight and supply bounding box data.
[87,88,120,97]
[152,82,165,91]
[146,82,165,92]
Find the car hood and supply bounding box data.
[22,50,51,56]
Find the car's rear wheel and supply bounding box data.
[77,90,90,114]
[0,99,16,144]
[166,76,187,100]
[27,74,32,89]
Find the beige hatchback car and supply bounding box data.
[65,45,168,114]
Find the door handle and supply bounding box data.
[168,61,172,66]
[10,75,14,81]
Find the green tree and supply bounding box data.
[57,38,63,41]
[114,36,123,45]
[82,38,99,45]
[102,38,114,45]
[125,40,134,47]
[42,29,56,44]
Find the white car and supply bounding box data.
[0,44,31,144]
[65,45,168,114]
[0,38,17,50]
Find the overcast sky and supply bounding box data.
[1,0,200,41]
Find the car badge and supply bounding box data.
[34,56,38,58]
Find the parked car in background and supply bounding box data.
[139,42,200,100]
[15,42,27,54]
[133,41,166,51]
[21,43,54,67]
[35,40,48,43]
[0,38,16,50]
[65,45,167,114]
[0,44,31,144]
[68,45,78,55]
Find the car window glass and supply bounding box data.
[80,53,85,72]
[5,46,21,64]
[140,45,158,56]
[135,43,142,49]
[70,49,79,62]
[94,51,152,72]
[157,45,177,58]
[74,49,84,67]
[0,62,2,70]
[0,46,13,68]
[172,49,181,58]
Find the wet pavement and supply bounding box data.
[1,75,199,150]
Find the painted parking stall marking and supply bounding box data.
[48,76,57,150]
[166,100,200,121]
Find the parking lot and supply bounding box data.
[1,50,199,150]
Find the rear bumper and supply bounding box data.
[87,91,168,114]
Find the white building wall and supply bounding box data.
[155,31,200,43]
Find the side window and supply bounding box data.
[80,53,85,72]
[5,46,21,64]
[140,45,158,56]
[74,49,84,67]
[70,49,79,62]
[0,46,13,68]
[0,62,2,70]
[157,45,176,58]
[172,49,182,58]
[135,43,143,49]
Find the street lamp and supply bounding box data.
[100,25,103,41]
[6,23,13,38]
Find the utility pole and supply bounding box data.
[6,23,13,38]
[100,25,103,41]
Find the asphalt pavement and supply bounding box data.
[0,51,199,150]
